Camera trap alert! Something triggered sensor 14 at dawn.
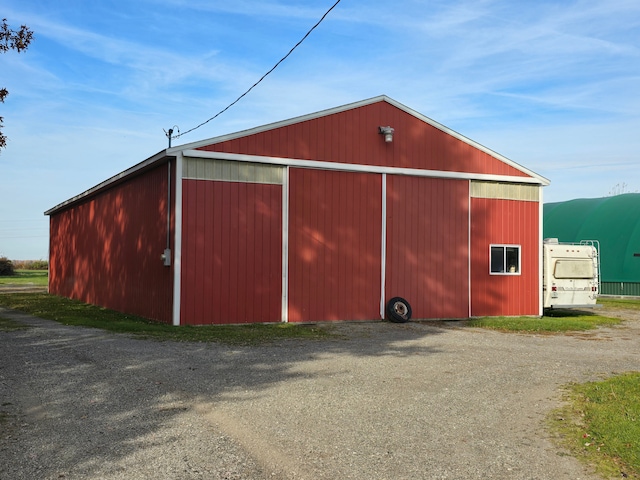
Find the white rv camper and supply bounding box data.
[542,239,600,309]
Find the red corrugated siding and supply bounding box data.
[470,198,539,316]
[197,101,528,178]
[180,179,282,325]
[288,168,382,322]
[386,176,470,319]
[49,163,174,323]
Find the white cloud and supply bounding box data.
[2,0,640,258]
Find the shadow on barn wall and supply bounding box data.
[49,162,174,324]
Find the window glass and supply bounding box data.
[506,247,519,273]
[490,245,520,274]
[490,246,504,273]
[554,259,593,279]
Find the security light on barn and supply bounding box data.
[378,126,394,142]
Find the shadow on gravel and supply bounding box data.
[0,310,446,478]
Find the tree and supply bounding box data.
[608,182,638,196]
[0,256,16,276]
[1,18,33,151]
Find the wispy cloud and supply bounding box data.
[1,0,640,257]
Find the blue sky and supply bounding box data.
[1,0,639,260]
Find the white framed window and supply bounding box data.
[490,245,521,275]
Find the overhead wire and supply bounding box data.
[169,0,342,142]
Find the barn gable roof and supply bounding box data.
[46,95,548,216]
[170,95,549,185]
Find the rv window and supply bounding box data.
[553,260,594,279]
[490,245,521,275]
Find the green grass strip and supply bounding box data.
[467,312,621,333]
[549,373,640,479]
[0,293,333,344]
[0,270,48,286]
[598,297,640,311]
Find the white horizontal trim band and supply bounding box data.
[182,149,548,185]
[168,95,549,186]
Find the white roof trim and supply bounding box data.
[45,150,172,215]
[46,95,550,216]
[182,150,547,185]
[169,95,549,186]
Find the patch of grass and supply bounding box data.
[549,372,640,479]
[598,297,640,311]
[0,270,48,286]
[0,293,334,344]
[0,316,30,331]
[468,311,621,333]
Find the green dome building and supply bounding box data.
[543,194,640,296]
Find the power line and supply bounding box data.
[168,0,342,144]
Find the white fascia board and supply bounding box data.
[44,150,171,216]
[181,149,548,186]
[167,96,391,153]
[169,95,549,186]
[380,97,551,186]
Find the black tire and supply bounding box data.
[386,297,412,323]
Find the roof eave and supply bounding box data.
[44,150,173,216]
[169,94,549,185]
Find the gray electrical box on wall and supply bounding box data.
[161,248,171,267]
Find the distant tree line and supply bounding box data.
[0,257,48,275]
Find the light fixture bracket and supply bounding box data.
[378,126,395,143]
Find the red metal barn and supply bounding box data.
[46,96,549,325]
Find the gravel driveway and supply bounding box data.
[1,306,639,480]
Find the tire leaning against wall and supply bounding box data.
[386,297,412,323]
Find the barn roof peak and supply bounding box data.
[46,95,549,216]
[168,95,548,186]
[169,95,398,152]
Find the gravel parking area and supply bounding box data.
[1,306,639,480]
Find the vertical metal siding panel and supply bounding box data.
[266,183,278,319]
[181,182,193,323]
[211,182,224,321]
[245,184,255,322]
[304,120,314,161]
[245,183,256,321]
[180,179,282,324]
[287,171,300,322]
[386,176,469,319]
[219,182,232,319]
[228,182,240,320]
[470,198,539,316]
[288,168,381,321]
[235,183,247,321]
[203,180,215,321]
[49,165,173,323]
[334,173,344,319]
[315,115,325,161]
[193,179,204,324]
[302,120,312,159]
[322,171,334,319]
[195,179,206,323]
[295,170,306,322]
[469,197,486,313]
